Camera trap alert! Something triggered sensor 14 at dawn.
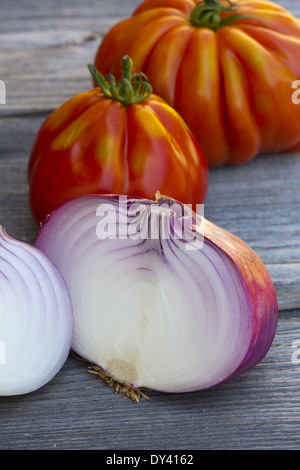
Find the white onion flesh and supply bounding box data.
[35,194,278,398]
[0,227,73,396]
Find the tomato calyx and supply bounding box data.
[88,56,153,107]
[190,0,263,30]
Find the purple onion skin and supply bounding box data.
[37,194,279,389]
[156,194,278,383]
[201,218,278,383]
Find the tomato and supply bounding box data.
[94,0,300,167]
[28,57,208,225]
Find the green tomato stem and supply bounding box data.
[88,56,153,107]
[190,0,265,30]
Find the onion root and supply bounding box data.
[88,364,150,403]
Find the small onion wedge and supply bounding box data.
[35,194,278,401]
[0,227,73,396]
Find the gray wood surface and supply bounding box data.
[1,0,300,450]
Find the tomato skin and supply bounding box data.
[94,0,300,167]
[28,89,208,225]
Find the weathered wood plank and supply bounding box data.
[0,0,143,114]
[1,0,300,451]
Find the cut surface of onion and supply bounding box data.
[0,226,73,396]
[35,194,278,400]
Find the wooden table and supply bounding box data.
[1,0,300,450]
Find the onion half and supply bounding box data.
[35,194,278,401]
[0,227,73,396]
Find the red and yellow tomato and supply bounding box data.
[94,0,300,167]
[28,58,208,225]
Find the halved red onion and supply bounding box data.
[35,194,278,401]
[0,226,73,396]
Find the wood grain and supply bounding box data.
[0,0,300,450]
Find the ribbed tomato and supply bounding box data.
[28,57,208,225]
[94,0,300,167]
